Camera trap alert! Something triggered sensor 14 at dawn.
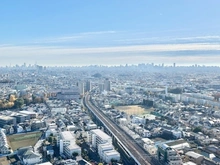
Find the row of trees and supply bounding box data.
[0,94,46,110]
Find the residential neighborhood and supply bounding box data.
[0,64,220,165]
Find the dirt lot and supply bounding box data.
[116,105,154,115]
[7,131,42,151]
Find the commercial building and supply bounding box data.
[10,113,30,123]
[85,81,91,92]
[104,79,111,91]
[99,83,104,93]
[0,115,16,127]
[56,88,80,101]
[78,82,84,95]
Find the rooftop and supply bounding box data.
[36,162,53,165]
[104,150,120,156]
[91,129,111,140]
[166,139,187,147]
[99,143,113,149]
[185,151,203,159]
[67,143,81,150]
[0,115,15,120]
[60,131,75,141]
[19,110,37,115]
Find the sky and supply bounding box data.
[0,0,220,66]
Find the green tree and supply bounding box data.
[24,98,31,105]
[48,136,53,143]
[193,127,202,133]
[14,98,24,108]
[111,159,118,163]
[72,152,79,157]
[0,102,3,109]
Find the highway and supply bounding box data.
[84,93,161,165]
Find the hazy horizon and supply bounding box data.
[1,1,220,66]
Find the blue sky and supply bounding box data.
[0,0,220,66]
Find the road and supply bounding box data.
[84,93,161,165]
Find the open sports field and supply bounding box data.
[7,131,42,151]
[116,105,154,115]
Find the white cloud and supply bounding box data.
[115,35,220,44]
[0,43,220,55]
[34,30,117,44]
[0,43,219,66]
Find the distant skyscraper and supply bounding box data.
[173,63,176,67]
[78,82,84,95]
[104,79,111,91]
[165,86,168,95]
[85,80,91,92]
[99,83,104,93]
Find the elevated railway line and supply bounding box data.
[84,93,161,165]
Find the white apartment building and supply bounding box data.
[132,116,146,125]
[86,123,97,130]
[142,138,157,155]
[88,129,112,148]
[103,150,120,163]
[98,143,114,159]
[58,131,81,158]
[45,128,58,138]
[0,130,11,154]
[23,152,42,165]
[158,144,183,165]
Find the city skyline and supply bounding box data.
[1,1,220,66]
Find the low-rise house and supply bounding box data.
[185,151,204,165]
[142,129,151,138]
[17,146,42,165]
[31,119,45,131]
[172,130,182,139]
[66,125,78,131]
